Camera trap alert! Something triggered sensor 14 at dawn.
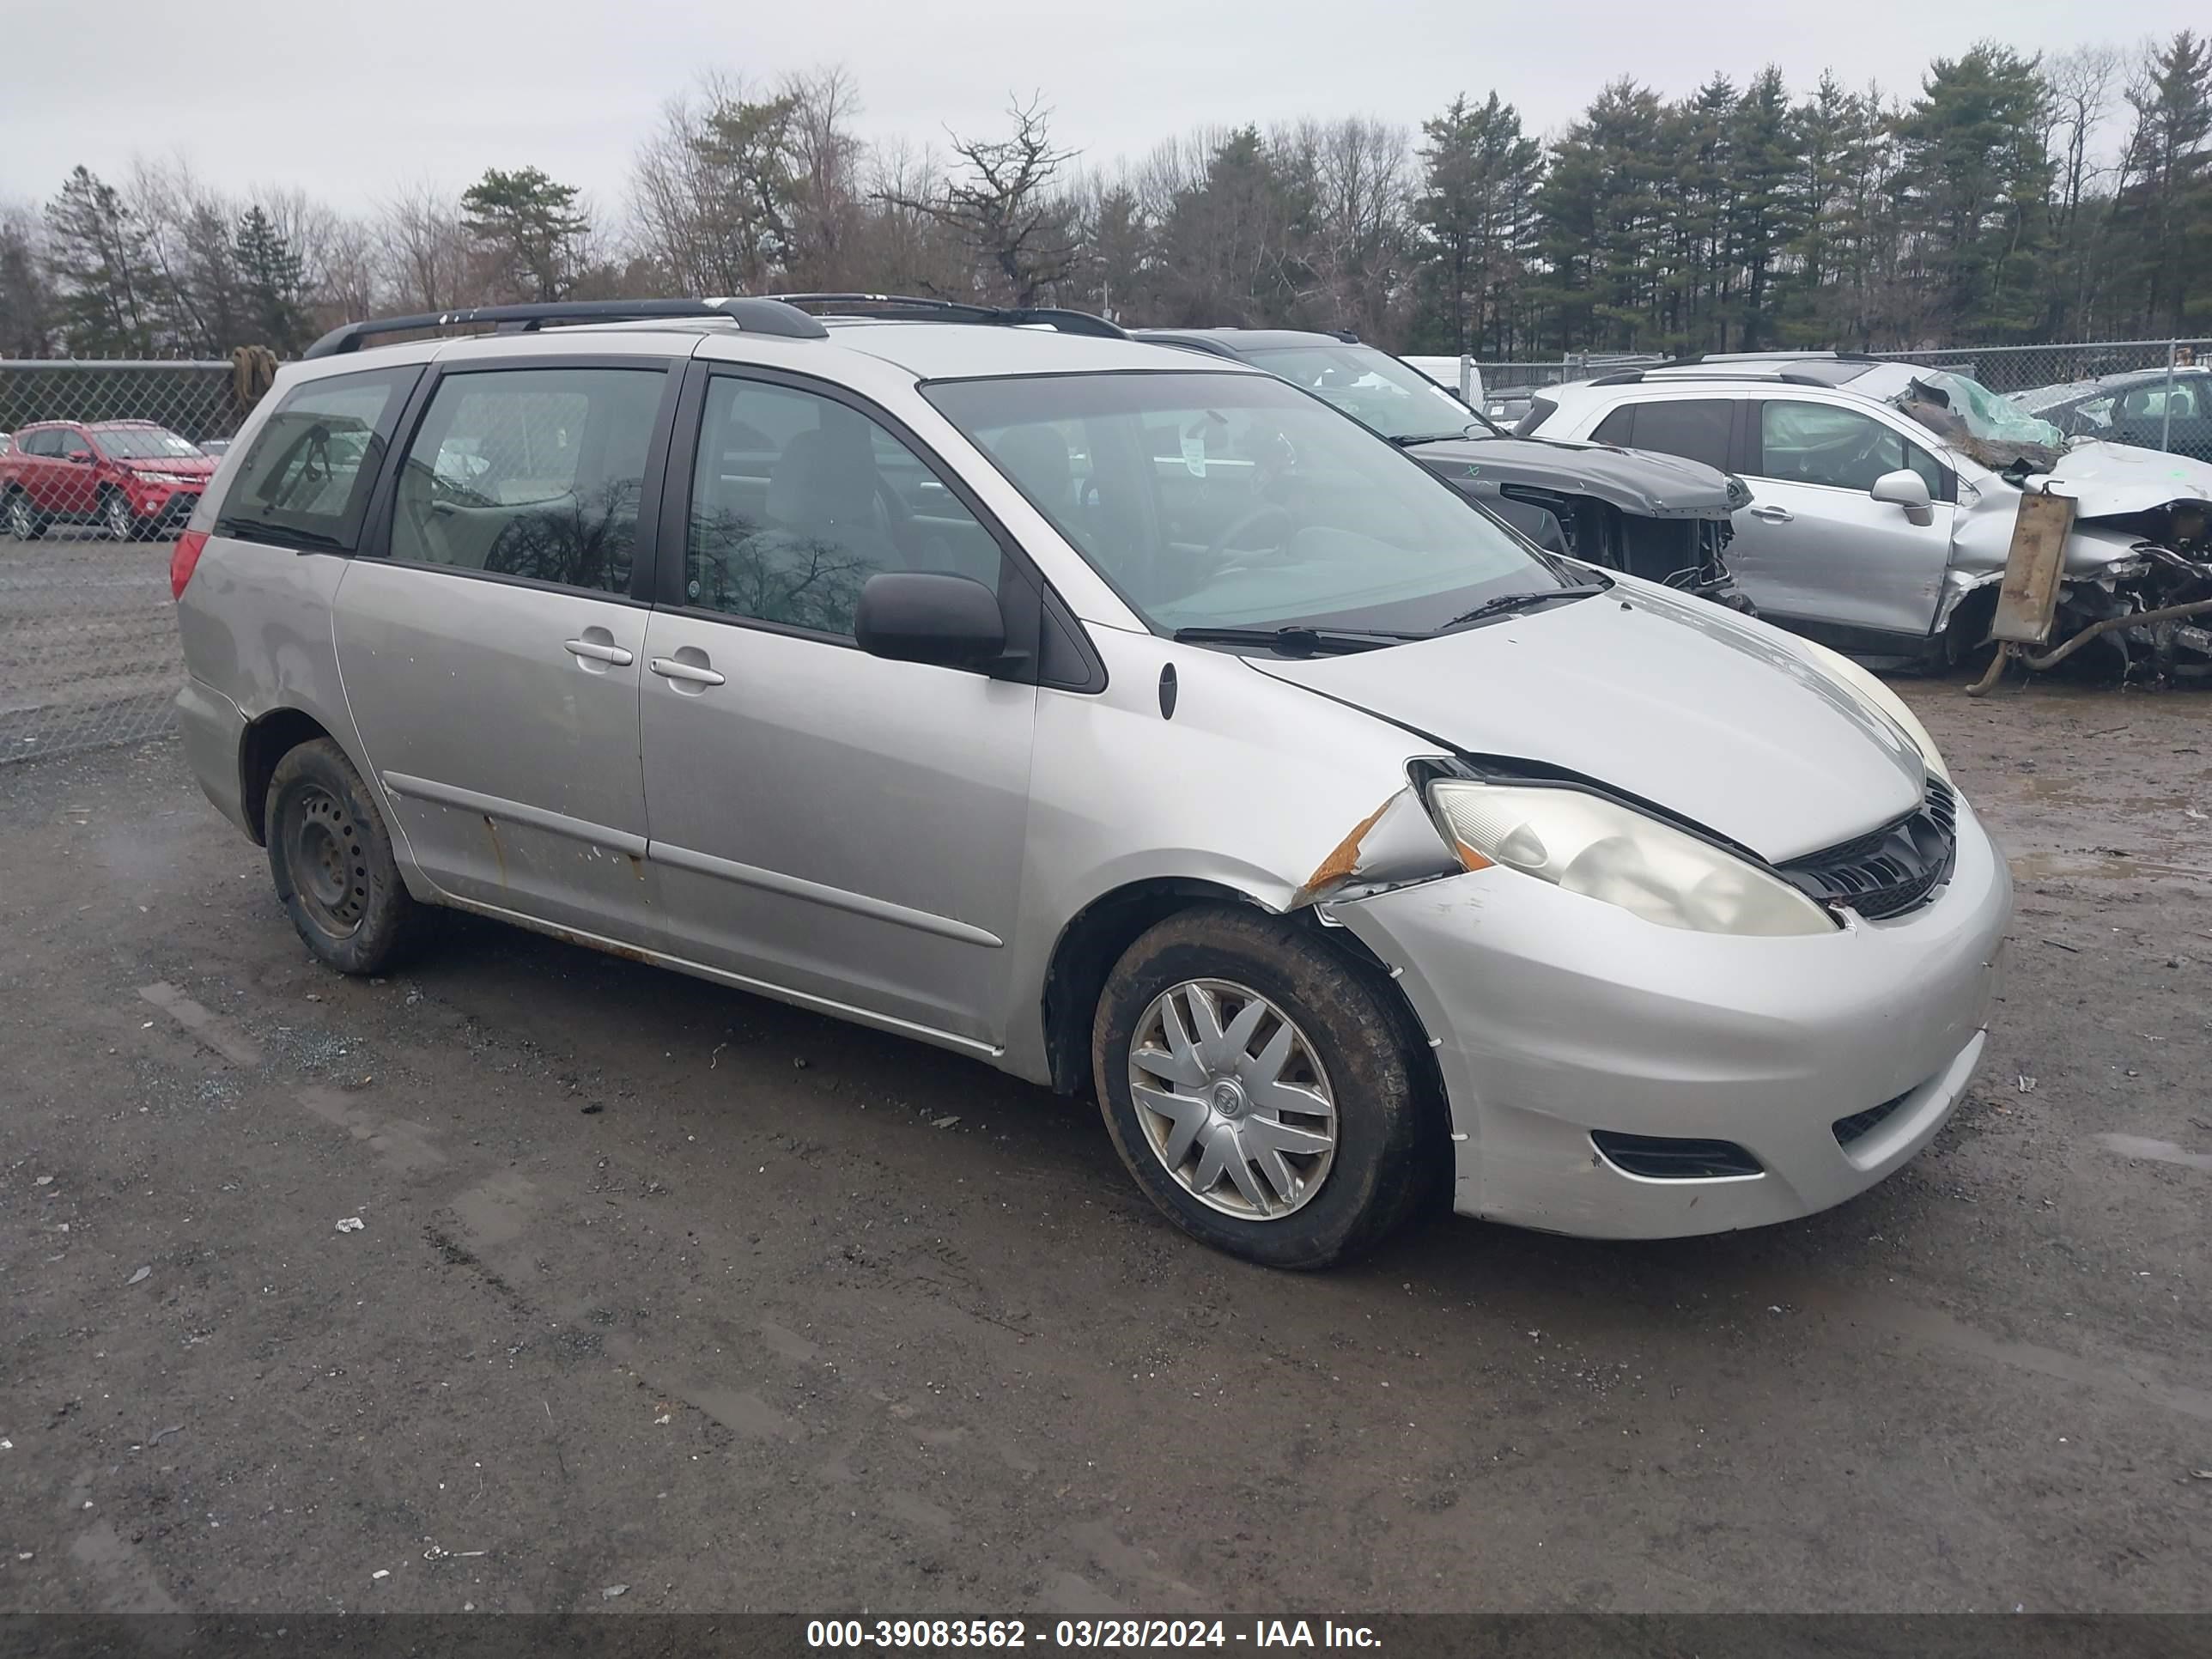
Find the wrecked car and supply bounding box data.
[1521,354,2212,683]
[173,295,2008,1271]
[1133,328,1752,609]
[2010,364,2212,464]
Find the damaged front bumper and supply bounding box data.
[2043,540,2212,681]
[1318,793,2012,1238]
[1948,462,2212,684]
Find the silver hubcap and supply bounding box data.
[9,499,30,536]
[106,495,130,535]
[1127,978,1336,1220]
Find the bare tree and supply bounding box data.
[854,137,970,295]
[781,65,868,288]
[1298,115,1414,338]
[2044,45,2124,329]
[629,70,857,295]
[877,95,1081,304]
[378,179,473,312]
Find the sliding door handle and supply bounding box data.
[564,638,635,665]
[649,656,726,687]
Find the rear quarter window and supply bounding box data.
[210,365,421,549]
[1594,398,1735,470]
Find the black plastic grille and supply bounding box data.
[1591,1132,1763,1179]
[1779,778,1958,921]
[1832,1091,1911,1148]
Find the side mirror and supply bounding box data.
[1869,468,1934,526]
[854,572,1007,670]
[66,448,94,465]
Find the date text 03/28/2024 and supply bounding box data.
[805,1620,1382,1649]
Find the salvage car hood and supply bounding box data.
[1407,434,1748,520]
[2033,440,2212,520]
[1249,582,1925,862]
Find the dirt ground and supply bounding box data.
[0,676,2206,1618]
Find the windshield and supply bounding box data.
[1893,369,2063,457]
[924,370,1567,638]
[94,428,204,460]
[1238,343,1488,443]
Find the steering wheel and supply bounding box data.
[1201,502,1295,568]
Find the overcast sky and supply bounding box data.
[1,0,2191,218]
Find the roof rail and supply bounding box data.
[1585,357,1875,388]
[1690,349,1881,364]
[301,297,830,360]
[763,292,1129,340]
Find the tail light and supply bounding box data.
[169,529,208,600]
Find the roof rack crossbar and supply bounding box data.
[301,297,829,360]
[763,293,1128,340]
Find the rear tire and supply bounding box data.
[1091,905,1441,1269]
[5,492,44,541]
[265,738,437,975]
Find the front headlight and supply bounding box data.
[1797,638,1950,784]
[1427,781,1837,937]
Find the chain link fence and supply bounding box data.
[0,360,246,764]
[4,335,2211,766]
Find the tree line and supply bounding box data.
[2,35,2208,364]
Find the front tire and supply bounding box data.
[265,738,436,975]
[1091,905,1440,1269]
[101,489,135,541]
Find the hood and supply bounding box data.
[2034,440,2212,521]
[115,454,219,478]
[1249,583,1924,863]
[1407,434,1747,520]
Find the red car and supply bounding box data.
[1,420,218,542]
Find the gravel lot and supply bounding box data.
[0,678,2207,1617]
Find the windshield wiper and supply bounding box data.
[1388,429,1484,447]
[1171,624,1422,656]
[216,520,347,551]
[1439,583,1609,631]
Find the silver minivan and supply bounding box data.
[171,296,2010,1268]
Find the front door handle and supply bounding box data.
[650,656,726,687]
[564,638,635,665]
[1748,505,1795,523]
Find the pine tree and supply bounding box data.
[2114,32,2212,332]
[1893,46,2054,339]
[0,210,54,357]
[1416,94,1542,355]
[1668,76,1735,349]
[42,166,158,356]
[1536,80,1669,349]
[1784,72,1881,340]
[234,204,309,354]
[459,166,590,302]
[1085,183,1148,319]
[1729,67,1800,349]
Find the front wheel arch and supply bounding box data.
[1040,878,1257,1096]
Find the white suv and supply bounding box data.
[1521,354,2212,680]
